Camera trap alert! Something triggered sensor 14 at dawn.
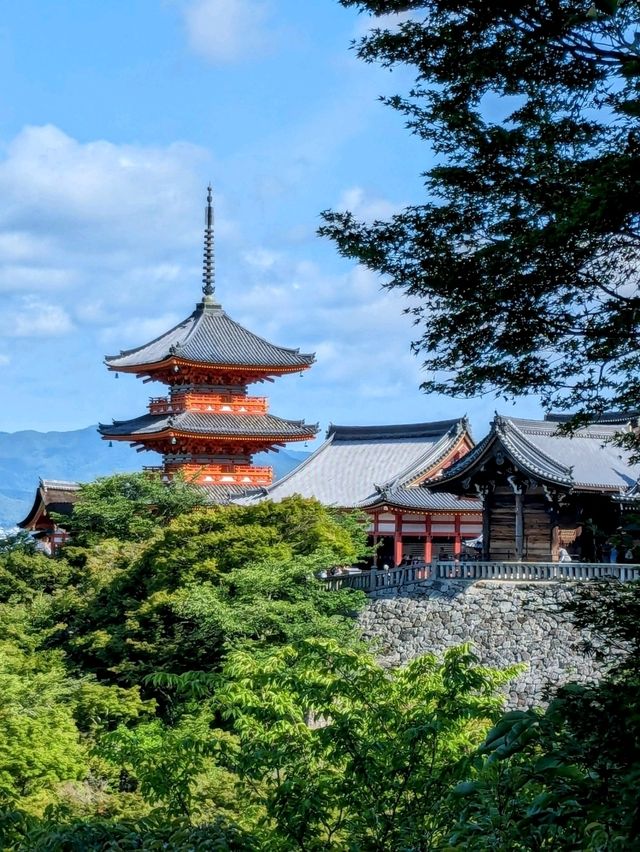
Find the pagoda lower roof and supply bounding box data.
[98,411,317,440]
[105,299,314,372]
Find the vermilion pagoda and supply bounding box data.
[99,188,317,498]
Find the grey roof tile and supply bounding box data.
[359,487,481,512]
[240,419,469,507]
[105,301,315,371]
[436,415,640,492]
[99,411,317,440]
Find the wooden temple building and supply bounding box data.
[98,187,318,498]
[431,413,640,562]
[17,479,80,554]
[241,419,483,566]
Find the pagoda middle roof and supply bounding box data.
[238,418,470,508]
[105,299,315,371]
[434,414,640,492]
[98,410,317,440]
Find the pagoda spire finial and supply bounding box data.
[202,184,215,300]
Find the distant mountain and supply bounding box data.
[0,427,310,527]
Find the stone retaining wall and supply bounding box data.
[358,579,608,707]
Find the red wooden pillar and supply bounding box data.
[424,515,432,563]
[454,514,462,556]
[371,511,378,567]
[394,512,403,567]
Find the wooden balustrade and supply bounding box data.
[148,393,268,415]
[433,561,640,582]
[325,561,640,592]
[162,463,272,485]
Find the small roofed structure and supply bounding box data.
[241,419,482,566]
[17,479,80,555]
[430,413,640,562]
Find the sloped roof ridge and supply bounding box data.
[327,418,463,441]
[210,309,313,360]
[546,410,640,425]
[40,478,81,490]
[432,430,495,483]
[497,416,573,482]
[106,310,197,361]
[256,432,337,495]
[382,427,462,491]
[509,415,624,441]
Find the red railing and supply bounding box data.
[163,462,273,486]
[148,393,268,415]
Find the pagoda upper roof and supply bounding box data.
[239,418,471,508]
[99,410,318,441]
[432,414,640,493]
[105,298,315,372]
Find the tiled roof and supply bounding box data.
[200,483,252,504]
[359,487,481,512]
[327,420,463,441]
[99,411,317,440]
[105,300,315,371]
[435,414,640,492]
[546,410,640,426]
[239,418,469,507]
[18,478,81,529]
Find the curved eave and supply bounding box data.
[431,420,576,493]
[100,428,316,443]
[104,355,314,376]
[428,433,497,493]
[17,489,46,529]
[362,497,482,513]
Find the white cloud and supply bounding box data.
[0,125,207,252]
[0,354,10,366]
[182,0,274,63]
[335,186,401,223]
[0,265,78,293]
[0,124,218,331]
[1,297,73,337]
[100,313,182,349]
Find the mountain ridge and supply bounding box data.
[0,426,310,527]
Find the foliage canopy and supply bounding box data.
[322,0,640,434]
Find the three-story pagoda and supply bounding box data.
[99,188,317,499]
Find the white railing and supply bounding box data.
[324,561,640,592]
[434,561,640,582]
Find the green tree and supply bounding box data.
[53,498,368,689]
[217,639,520,850]
[322,1,640,436]
[55,472,208,545]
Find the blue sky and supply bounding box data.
[0,0,543,446]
